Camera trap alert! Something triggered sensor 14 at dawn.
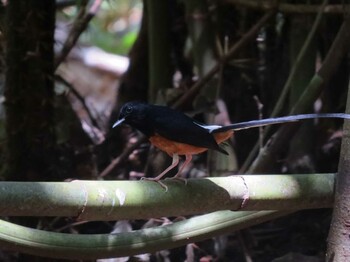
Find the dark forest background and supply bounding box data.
[0,0,350,261]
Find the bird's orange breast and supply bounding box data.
[149,130,233,156]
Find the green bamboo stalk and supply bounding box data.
[0,174,334,220]
[146,0,172,102]
[0,172,334,258]
[0,210,292,259]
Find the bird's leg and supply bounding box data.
[168,154,192,184]
[141,154,179,191]
[175,154,192,178]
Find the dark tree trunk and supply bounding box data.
[327,75,350,261]
[4,0,56,181]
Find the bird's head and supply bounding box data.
[112,101,148,129]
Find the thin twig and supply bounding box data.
[54,0,103,70]
[55,74,101,130]
[56,0,77,9]
[225,0,347,14]
[253,95,264,153]
[98,136,147,178]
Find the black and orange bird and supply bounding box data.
[113,101,350,187]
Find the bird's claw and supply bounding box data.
[141,177,168,192]
[165,176,187,185]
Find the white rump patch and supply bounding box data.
[194,122,222,133]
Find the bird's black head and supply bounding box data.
[112,102,151,135]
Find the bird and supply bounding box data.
[112,101,350,189]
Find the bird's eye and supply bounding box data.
[125,106,133,114]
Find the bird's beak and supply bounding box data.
[112,118,125,128]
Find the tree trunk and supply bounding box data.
[4,0,56,181]
[326,70,350,261]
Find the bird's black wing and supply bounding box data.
[148,105,226,153]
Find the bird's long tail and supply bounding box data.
[212,113,350,133]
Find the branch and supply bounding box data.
[0,210,290,259]
[327,40,350,260]
[98,136,147,177]
[0,174,334,220]
[54,0,103,70]
[55,74,101,130]
[225,0,348,14]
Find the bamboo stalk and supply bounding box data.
[0,174,335,220]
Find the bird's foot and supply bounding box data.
[166,175,187,185]
[141,177,168,192]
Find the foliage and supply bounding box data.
[59,0,142,55]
